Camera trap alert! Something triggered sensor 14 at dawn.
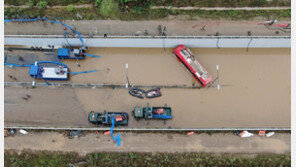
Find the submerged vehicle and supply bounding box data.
[129,87,145,99]
[133,103,172,120]
[29,61,68,81]
[145,88,162,98]
[173,45,212,87]
[88,111,128,126]
[57,48,86,60]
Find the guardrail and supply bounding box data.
[4,82,205,89]
[4,34,291,39]
[4,126,291,131]
[4,37,291,48]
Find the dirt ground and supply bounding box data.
[4,48,290,128]
[4,132,291,155]
[4,18,291,36]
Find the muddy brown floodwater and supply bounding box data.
[4,48,290,128]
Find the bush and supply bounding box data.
[95,0,102,7]
[25,2,34,8]
[99,0,119,17]
[36,1,48,9]
[67,4,74,12]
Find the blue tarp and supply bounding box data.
[29,65,39,76]
[153,114,173,119]
[57,48,69,57]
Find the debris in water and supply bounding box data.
[187,131,195,136]
[266,132,275,137]
[104,131,111,135]
[19,129,28,135]
[239,131,253,138]
[22,97,28,101]
[258,130,266,136]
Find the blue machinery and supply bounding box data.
[4,18,100,80]
[29,61,69,81]
[5,17,101,59]
[5,61,98,80]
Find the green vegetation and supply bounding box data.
[5,150,291,167]
[5,0,93,6]
[4,0,291,20]
[151,0,290,7]
[4,6,291,20]
[4,0,291,7]
[67,4,74,12]
[99,0,119,18]
[36,1,48,9]
[95,0,101,7]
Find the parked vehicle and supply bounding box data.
[133,103,172,120]
[145,88,162,98]
[88,111,128,126]
[129,87,145,99]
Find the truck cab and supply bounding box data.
[57,48,85,60]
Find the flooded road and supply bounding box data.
[4,48,291,128]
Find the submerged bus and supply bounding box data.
[173,45,213,87]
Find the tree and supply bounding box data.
[95,0,102,7]
[67,4,74,12]
[36,1,48,9]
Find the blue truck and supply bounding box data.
[57,48,85,60]
[29,61,69,81]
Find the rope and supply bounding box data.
[68,70,98,75]
[4,61,67,68]
[111,117,121,147]
[216,37,220,49]
[4,63,30,67]
[84,53,101,58]
[64,33,73,49]
[246,37,253,52]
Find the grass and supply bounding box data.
[5,150,291,167]
[5,0,291,7]
[4,6,291,20]
[151,0,291,7]
[5,0,93,6]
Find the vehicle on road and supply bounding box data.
[129,87,145,99]
[88,111,128,126]
[29,61,68,81]
[173,45,212,87]
[57,48,86,60]
[145,88,162,98]
[133,103,172,120]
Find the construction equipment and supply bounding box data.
[57,48,85,60]
[133,103,172,120]
[88,111,128,126]
[29,61,68,81]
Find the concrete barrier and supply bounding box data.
[4,36,291,48]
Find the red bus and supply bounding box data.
[173,45,213,87]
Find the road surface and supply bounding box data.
[4,19,290,36]
[4,132,291,155]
